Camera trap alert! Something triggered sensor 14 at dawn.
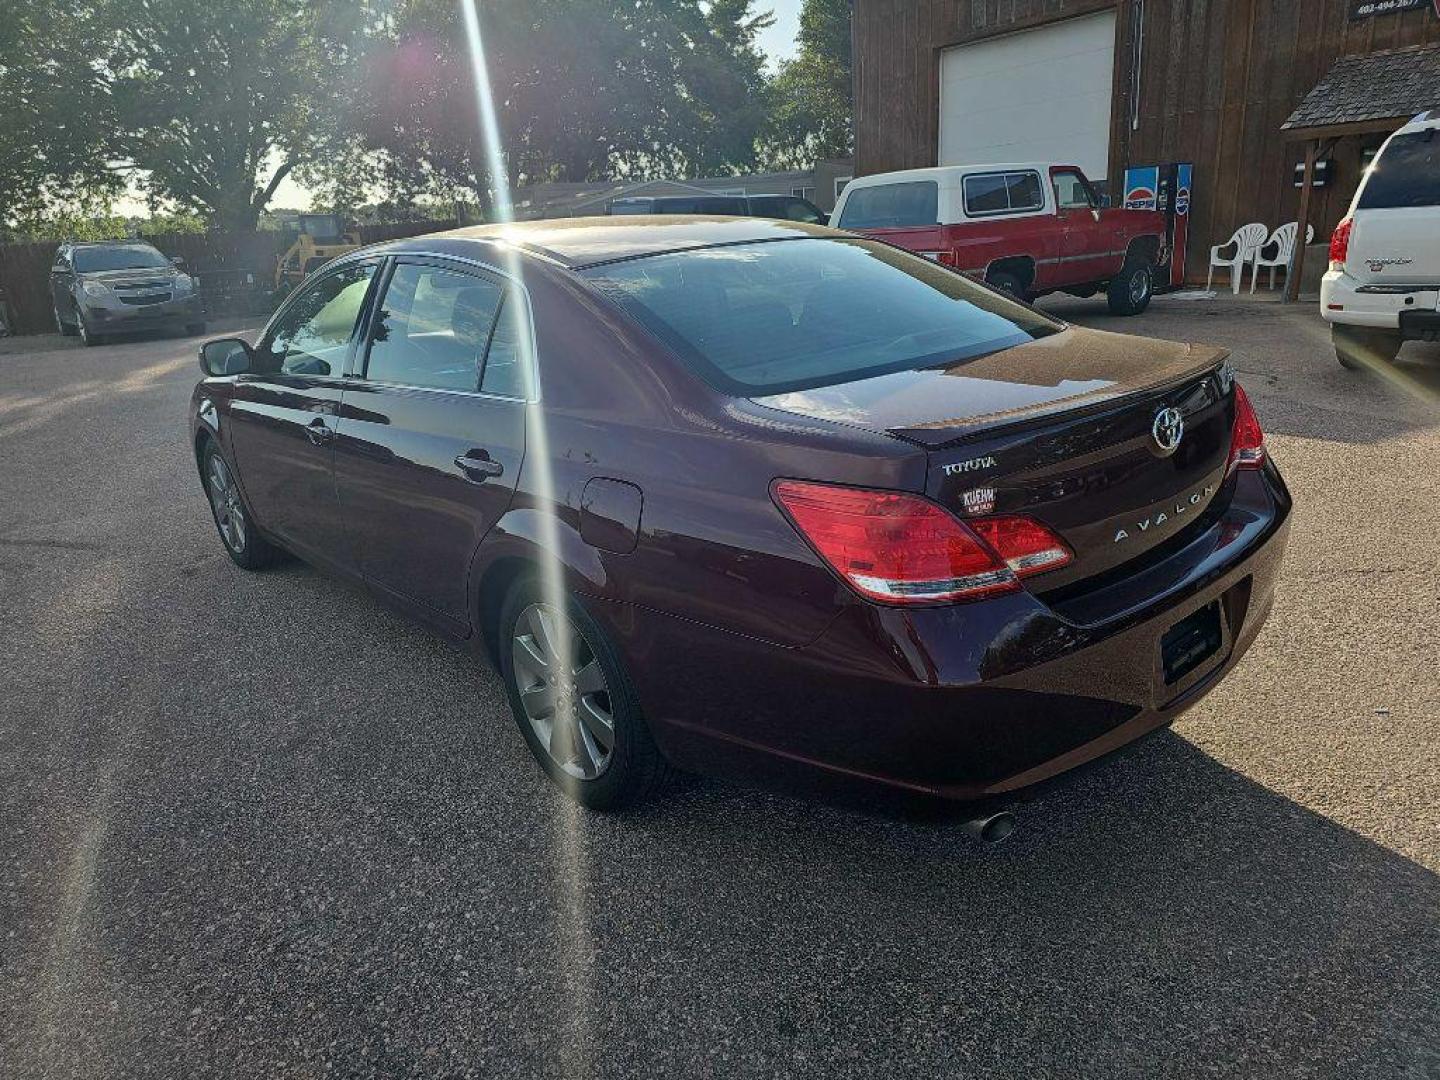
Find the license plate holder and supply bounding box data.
[1161,601,1222,685]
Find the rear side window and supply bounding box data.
[581,237,1059,396]
[1358,132,1440,209]
[364,264,503,392]
[837,182,939,229]
[963,171,1044,216]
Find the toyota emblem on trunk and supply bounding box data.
[1152,407,1184,454]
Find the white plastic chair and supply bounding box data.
[1249,222,1315,293]
[1207,223,1269,295]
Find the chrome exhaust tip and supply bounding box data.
[960,811,1017,845]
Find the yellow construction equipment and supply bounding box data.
[274,214,362,296]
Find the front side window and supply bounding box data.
[963,171,1044,216]
[1052,170,1095,211]
[1358,131,1440,209]
[260,262,376,377]
[837,182,940,229]
[363,263,504,392]
[582,237,1059,396]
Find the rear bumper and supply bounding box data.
[613,464,1291,802]
[1321,269,1439,331]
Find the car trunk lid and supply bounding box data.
[1346,128,1440,287]
[755,326,1235,589]
[1346,207,1440,287]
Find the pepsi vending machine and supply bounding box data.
[1121,162,1193,290]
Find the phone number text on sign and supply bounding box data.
[1350,0,1429,19]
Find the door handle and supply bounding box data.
[305,416,334,445]
[454,452,504,482]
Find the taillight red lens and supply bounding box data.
[969,516,1074,576]
[773,481,1016,603]
[1329,217,1352,270]
[1227,383,1266,472]
[772,482,1072,605]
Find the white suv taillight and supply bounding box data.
[1329,217,1353,271]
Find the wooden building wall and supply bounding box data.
[853,0,1440,278]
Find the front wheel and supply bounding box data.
[499,578,669,810]
[77,314,104,347]
[54,301,77,336]
[202,441,282,570]
[1107,260,1153,315]
[1333,324,1402,370]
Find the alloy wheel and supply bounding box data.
[1130,267,1151,305]
[511,602,615,780]
[206,453,247,553]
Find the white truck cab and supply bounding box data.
[1321,109,1440,369]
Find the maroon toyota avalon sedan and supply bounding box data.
[190,217,1289,811]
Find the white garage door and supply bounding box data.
[939,11,1116,180]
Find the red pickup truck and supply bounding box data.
[832,163,1167,315]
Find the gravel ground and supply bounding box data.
[1,297,1437,1079]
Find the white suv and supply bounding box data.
[1322,109,1440,369]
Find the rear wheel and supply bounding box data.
[202,441,282,570]
[1107,258,1153,315]
[1333,324,1401,370]
[986,270,1026,300]
[499,577,668,810]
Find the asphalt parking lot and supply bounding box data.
[2,295,1438,1079]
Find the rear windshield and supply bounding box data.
[1358,131,1440,209]
[72,245,171,273]
[580,237,1061,395]
[837,182,939,229]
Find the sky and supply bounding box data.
[118,1,806,215]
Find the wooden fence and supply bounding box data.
[0,219,458,336]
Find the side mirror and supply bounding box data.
[170,256,186,268]
[199,338,252,376]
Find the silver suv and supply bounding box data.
[50,241,206,346]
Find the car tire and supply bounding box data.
[1107,258,1153,316]
[76,315,105,347]
[499,576,670,811]
[986,270,1026,300]
[1333,324,1401,370]
[201,440,283,570]
[54,301,77,336]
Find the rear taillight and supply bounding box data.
[1227,383,1266,473]
[772,481,1071,605]
[969,516,1074,576]
[1329,217,1352,270]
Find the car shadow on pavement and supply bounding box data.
[577,728,1440,1077]
[10,540,1437,1080]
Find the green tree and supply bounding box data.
[762,0,853,169]
[0,8,123,238]
[357,0,775,209]
[96,0,375,231]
